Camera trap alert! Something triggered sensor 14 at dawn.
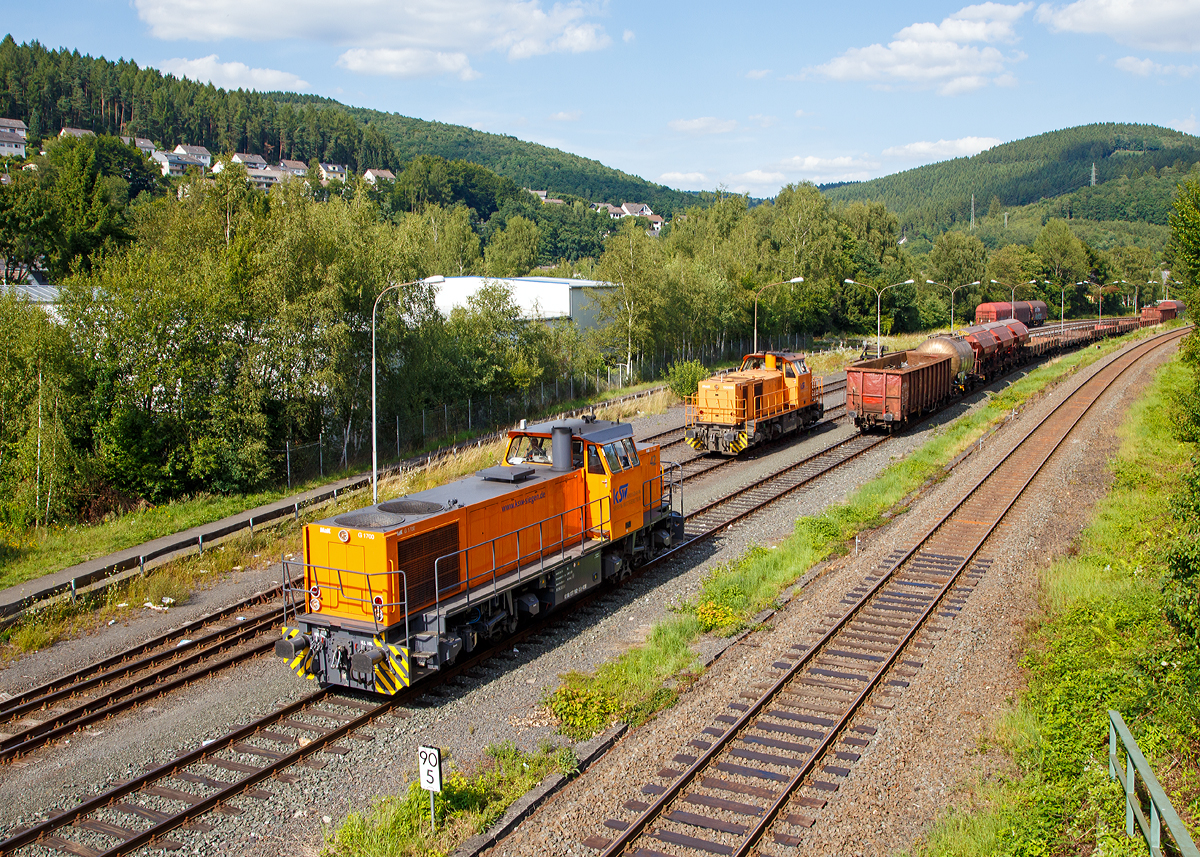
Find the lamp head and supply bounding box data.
[790,276,804,283]
[423,275,446,285]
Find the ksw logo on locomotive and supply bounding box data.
[614,483,629,503]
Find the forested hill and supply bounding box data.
[822,123,1200,236]
[0,37,696,215]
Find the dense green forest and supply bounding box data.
[823,123,1200,239]
[2,117,1185,528]
[0,36,696,215]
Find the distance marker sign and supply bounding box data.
[418,746,442,792]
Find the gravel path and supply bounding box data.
[0,353,1157,857]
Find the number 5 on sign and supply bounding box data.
[418,746,442,832]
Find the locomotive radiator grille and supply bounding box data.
[399,524,461,609]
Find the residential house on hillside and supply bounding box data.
[173,144,212,168]
[0,129,26,158]
[363,168,395,184]
[248,167,287,191]
[319,163,347,183]
[232,152,267,169]
[621,202,653,217]
[152,150,205,177]
[279,159,307,176]
[60,127,94,139]
[526,189,564,204]
[0,118,27,137]
[120,136,156,156]
[647,214,664,233]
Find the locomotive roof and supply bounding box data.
[317,418,638,533]
[744,351,806,361]
[514,416,634,442]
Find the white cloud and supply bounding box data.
[159,54,309,90]
[623,29,635,43]
[1114,55,1198,76]
[136,0,611,79]
[728,169,787,193]
[749,114,777,128]
[794,109,808,117]
[660,171,708,187]
[549,110,582,121]
[668,117,738,135]
[782,154,881,183]
[813,2,1032,94]
[883,136,1002,159]
[746,69,771,79]
[1037,0,1200,52]
[337,48,479,80]
[1174,113,1199,133]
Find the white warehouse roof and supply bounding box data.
[434,276,613,330]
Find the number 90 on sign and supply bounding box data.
[418,746,442,793]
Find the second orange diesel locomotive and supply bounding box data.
[684,351,824,454]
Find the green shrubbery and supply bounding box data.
[665,359,709,399]
[327,742,576,857]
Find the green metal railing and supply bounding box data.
[1108,710,1200,857]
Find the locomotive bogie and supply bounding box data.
[278,416,683,695]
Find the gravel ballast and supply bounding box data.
[0,347,1171,857]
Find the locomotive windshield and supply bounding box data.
[507,435,551,464]
[740,356,766,370]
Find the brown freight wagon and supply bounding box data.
[846,351,952,431]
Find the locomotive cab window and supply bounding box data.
[621,438,640,468]
[601,443,624,473]
[507,436,551,465]
[784,362,797,378]
[740,357,765,370]
[587,445,606,474]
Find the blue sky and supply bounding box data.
[6,0,1200,197]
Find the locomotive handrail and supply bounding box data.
[430,496,612,625]
[281,559,411,641]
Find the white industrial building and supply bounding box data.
[434,276,613,331]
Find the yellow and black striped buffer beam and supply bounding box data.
[372,635,410,694]
[730,431,750,453]
[685,437,704,450]
[281,626,316,680]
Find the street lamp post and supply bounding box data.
[372,274,445,504]
[845,278,915,358]
[926,279,978,334]
[753,276,804,354]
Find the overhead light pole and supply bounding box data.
[845,277,915,358]
[753,276,803,354]
[373,274,445,504]
[926,279,978,334]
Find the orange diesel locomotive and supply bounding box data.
[684,351,824,454]
[276,416,683,694]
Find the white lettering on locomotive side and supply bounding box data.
[319,527,331,534]
[356,532,377,540]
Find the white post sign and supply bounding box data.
[418,746,442,832]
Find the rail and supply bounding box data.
[1109,709,1200,857]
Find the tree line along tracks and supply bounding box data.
[583,327,1187,857]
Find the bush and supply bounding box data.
[545,684,619,740]
[665,359,708,399]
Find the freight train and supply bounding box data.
[974,300,1049,326]
[276,416,683,694]
[1141,300,1186,325]
[683,351,824,454]
[847,315,1145,431]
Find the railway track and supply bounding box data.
[583,326,1186,857]
[0,602,576,857]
